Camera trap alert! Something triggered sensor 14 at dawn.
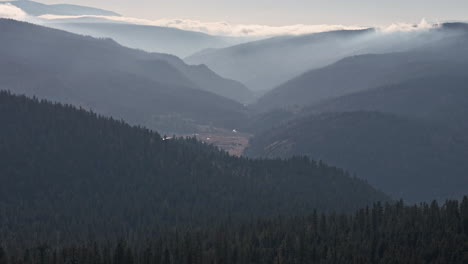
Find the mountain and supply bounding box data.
[254,23,468,111]
[0,91,388,241]
[141,51,253,104]
[0,19,253,132]
[306,75,468,132]
[247,74,468,136]
[7,0,120,16]
[43,20,256,103]
[245,111,468,202]
[185,29,374,92]
[185,25,458,93]
[42,19,257,58]
[8,0,256,58]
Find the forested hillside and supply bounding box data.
[245,111,468,202]
[0,91,387,244]
[305,75,468,132]
[2,199,468,263]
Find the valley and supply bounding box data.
[1,1,468,263]
[181,127,251,157]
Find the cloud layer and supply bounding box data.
[0,3,28,20]
[39,14,367,37]
[3,3,441,38]
[380,19,439,33]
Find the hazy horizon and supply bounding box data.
[27,0,468,27]
[2,0,467,37]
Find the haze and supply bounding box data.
[32,0,468,26]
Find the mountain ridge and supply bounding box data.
[7,0,120,16]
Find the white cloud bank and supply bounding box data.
[0,3,28,20]
[3,3,441,38]
[380,19,439,33]
[38,14,443,37]
[39,14,367,37]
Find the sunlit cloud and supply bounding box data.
[39,14,367,37]
[4,3,442,38]
[38,14,444,37]
[0,3,28,20]
[379,19,440,33]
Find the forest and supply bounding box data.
[1,199,468,264]
[1,86,467,263]
[0,91,386,245]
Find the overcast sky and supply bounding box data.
[35,0,468,26]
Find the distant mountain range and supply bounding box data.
[254,23,468,111]
[42,19,256,58]
[6,0,257,58]
[0,19,252,133]
[186,29,372,92]
[7,0,120,16]
[186,24,464,92]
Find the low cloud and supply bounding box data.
[39,14,443,37]
[6,8,439,38]
[0,3,28,20]
[379,19,439,33]
[39,14,367,37]
[146,19,367,37]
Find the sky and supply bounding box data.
[35,0,468,26]
[1,0,467,37]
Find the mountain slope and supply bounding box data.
[245,111,468,202]
[247,74,468,136]
[0,19,251,132]
[306,75,468,131]
[8,0,120,16]
[254,24,468,111]
[147,52,254,104]
[0,91,388,241]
